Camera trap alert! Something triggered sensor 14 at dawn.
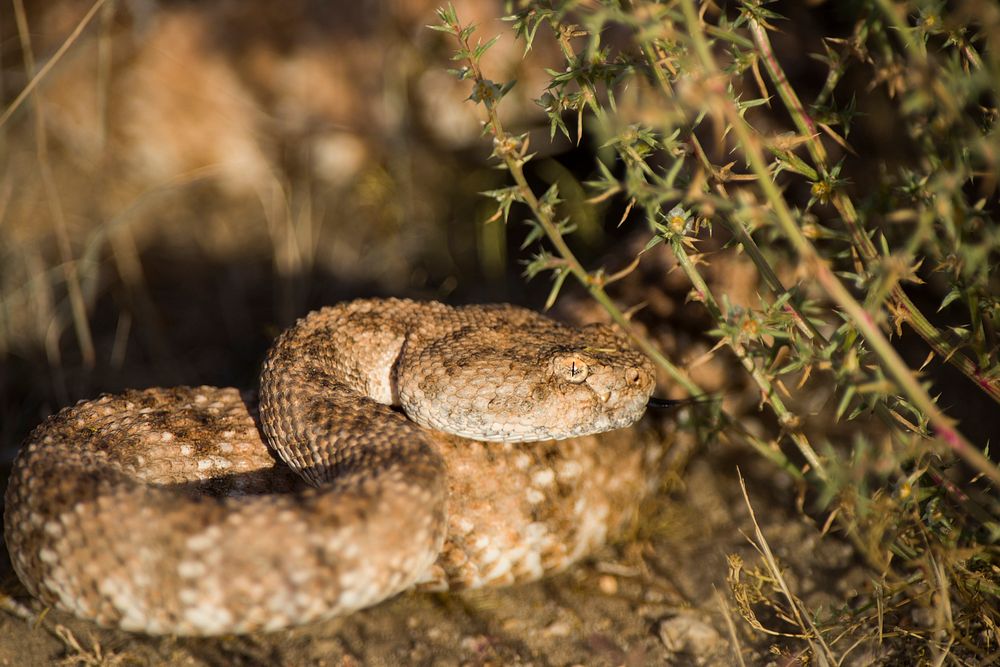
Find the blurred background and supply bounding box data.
[0,0,589,457]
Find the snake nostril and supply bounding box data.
[625,368,641,385]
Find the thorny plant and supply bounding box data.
[434,0,1000,661]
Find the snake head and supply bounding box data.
[396,321,655,442]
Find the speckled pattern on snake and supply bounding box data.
[4,298,660,635]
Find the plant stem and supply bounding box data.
[450,18,700,397]
[747,16,1000,406]
[681,0,1000,487]
[671,237,827,479]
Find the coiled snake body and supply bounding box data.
[4,299,657,635]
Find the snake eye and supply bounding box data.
[555,356,590,384]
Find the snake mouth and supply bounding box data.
[647,395,716,409]
[647,396,682,409]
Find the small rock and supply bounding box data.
[911,606,937,628]
[459,634,491,654]
[543,620,572,637]
[658,614,726,663]
[598,575,618,595]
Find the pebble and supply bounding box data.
[657,614,727,663]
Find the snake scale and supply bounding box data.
[4,298,659,635]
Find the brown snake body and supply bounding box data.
[4,298,657,635]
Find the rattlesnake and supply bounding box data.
[4,298,659,635]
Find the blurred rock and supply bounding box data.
[657,613,728,664]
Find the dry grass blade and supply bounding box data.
[715,587,749,667]
[53,624,124,667]
[738,470,837,665]
[11,0,98,368]
[0,592,37,623]
[0,0,110,130]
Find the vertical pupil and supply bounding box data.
[571,361,577,375]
